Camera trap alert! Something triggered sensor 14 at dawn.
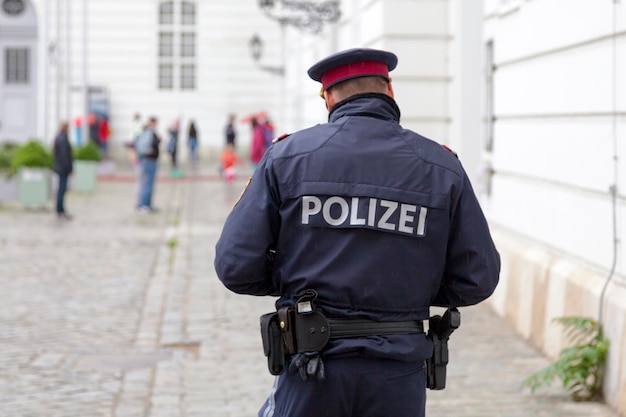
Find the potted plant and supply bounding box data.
[0,142,20,202]
[72,141,101,192]
[10,140,53,208]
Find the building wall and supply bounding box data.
[0,0,38,144]
[483,0,625,413]
[29,0,283,160]
[483,0,625,275]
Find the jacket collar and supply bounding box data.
[328,93,401,124]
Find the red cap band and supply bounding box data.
[320,61,390,90]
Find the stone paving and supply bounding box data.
[0,161,620,417]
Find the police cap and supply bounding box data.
[307,48,398,92]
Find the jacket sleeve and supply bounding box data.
[431,169,500,307]
[214,151,280,296]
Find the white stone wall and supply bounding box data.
[484,1,626,413]
[483,0,625,278]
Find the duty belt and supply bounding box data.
[277,307,424,354]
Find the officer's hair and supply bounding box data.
[328,76,390,101]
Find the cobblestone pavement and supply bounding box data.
[0,162,619,417]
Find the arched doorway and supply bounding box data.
[0,0,38,144]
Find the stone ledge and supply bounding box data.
[488,228,626,415]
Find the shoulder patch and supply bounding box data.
[232,177,252,209]
[442,144,458,158]
[272,133,291,144]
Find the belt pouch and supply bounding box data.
[277,307,297,354]
[260,312,285,375]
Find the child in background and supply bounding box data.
[219,143,244,183]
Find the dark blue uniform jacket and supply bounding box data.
[215,93,500,362]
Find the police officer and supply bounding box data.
[214,48,500,417]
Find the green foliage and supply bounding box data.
[522,317,609,401]
[0,142,19,174]
[73,142,101,161]
[9,140,53,176]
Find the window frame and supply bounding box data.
[5,48,29,84]
[159,1,174,25]
[158,63,174,90]
[180,64,195,90]
[159,32,174,57]
[158,1,196,91]
[180,32,195,58]
[181,1,195,25]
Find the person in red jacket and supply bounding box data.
[220,143,244,183]
[249,117,267,169]
[98,118,110,158]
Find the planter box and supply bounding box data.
[19,168,50,208]
[73,160,97,192]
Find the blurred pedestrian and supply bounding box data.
[225,114,236,148]
[187,120,199,163]
[127,112,143,172]
[249,117,266,170]
[219,143,244,184]
[89,114,100,147]
[98,117,110,158]
[167,118,180,171]
[52,121,73,220]
[262,117,275,149]
[136,116,161,212]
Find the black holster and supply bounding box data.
[260,312,286,375]
[426,307,460,390]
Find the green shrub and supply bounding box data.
[522,317,609,401]
[73,141,101,161]
[9,140,53,176]
[0,142,19,174]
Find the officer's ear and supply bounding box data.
[323,90,337,111]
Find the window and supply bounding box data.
[484,40,495,152]
[159,1,174,25]
[181,33,195,57]
[159,32,174,57]
[5,48,29,84]
[483,40,495,196]
[180,64,195,90]
[159,64,174,89]
[181,2,195,25]
[157,1,196,90]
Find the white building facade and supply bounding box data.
[482,1,625,412]
[0,0,284,157]
[1,0,625,413]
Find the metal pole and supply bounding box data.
[280,24,286,133]
[55,0,61,126]
[65,0,71,124]
[42,0,49,143]
[80,0,88,147]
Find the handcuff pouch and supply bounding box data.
[260,312,285,375]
